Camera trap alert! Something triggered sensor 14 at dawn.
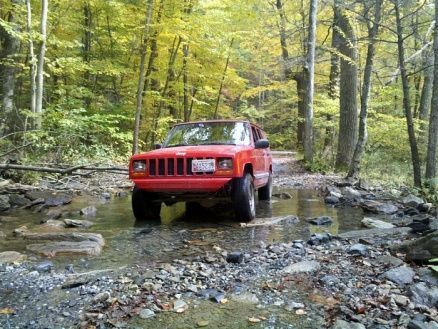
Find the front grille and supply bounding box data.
[147,157,215,176]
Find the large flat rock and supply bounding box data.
[22,232,105,246]
[337,227,411,240]
[0,251,27,264]
[27,241,102,257]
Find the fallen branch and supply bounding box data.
[0,163,128,175]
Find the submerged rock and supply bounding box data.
[27,240,103,257]
[63,219,94,228]
[308,216,333,225]
[8,194,30,207]
[80,206,97,217]
[0,195,11,211]
[139,308,155,319]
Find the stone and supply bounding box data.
[230,292,259,304]
[408,320,438,329]
[308,216,333,225]
[332,319,366,329]
[8,194,30,207]
[272,192,292,199]
[226,252,244,264]
[93,292,110,303]
[360,200,398,215]
[320,275,340,286]
[34,261,53,272]
[393,295,410,306]
[283,260,320,274]
[26,191,73,206]
[42,220,67,229]
[63,219,94,228]
[22,232,105,246]
[80,206,97,217]
[338,227,410,239]
[210,291,226,303]
[383,266,415,286]
[197,320,209,327]
[418,203,432,213]
[361,217,395,229]
[343,187,362,200]
[325,185,342,197]
[347,244,369,256]
[0,231,5,238]
[374,255,405,268]
[325,196,340,204]
[392,231,438,263]
[402,194,424,208]
[0,195,10,211]
[408,282,438,308]
[45,209,63,220]
[0,251,26,264]
[285,301,305,311]
[173,300,188,313]
[139,308,155,319]
[27,240,103,257]
[307,233,331,246]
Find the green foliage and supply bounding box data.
[429,258,438,273]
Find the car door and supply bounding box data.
[256,127,271,185]
[251,125,265,187]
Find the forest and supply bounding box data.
[1,0,438,191]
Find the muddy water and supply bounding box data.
[0,188,363,272]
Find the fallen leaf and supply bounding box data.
[0,308,14,315]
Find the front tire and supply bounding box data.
[232,173,256,222]
[132,186,161,221]
[258,172,272,201]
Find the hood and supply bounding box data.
[132,145,251,159]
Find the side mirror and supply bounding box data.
[255,139,270,149]
[154,143,162,150]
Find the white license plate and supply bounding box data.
[192,159,215,172]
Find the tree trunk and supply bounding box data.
[26,0,36,124]
[303,0,317,163]
[347,0,382,179]
[419,51,434,121]
[183,43,190,122]
[425,0,438,184]
[132,0,154,155]
[35,0,48,130]
[395,1,422,187]
[324,6,341,150]
[335,4,358,171]
[0,0,22,136]
[213,38,234,119]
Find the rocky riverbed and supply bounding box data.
[0,157,437,328]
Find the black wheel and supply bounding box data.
[132,186,161,221]
[232,173,256,222]
[258,172,272,201]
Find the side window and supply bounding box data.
[251,126,259,143]
[257,129,265,139]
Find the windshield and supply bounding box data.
[163,122,251,148]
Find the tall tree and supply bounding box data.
[0,0,23,136]
[394,0,422,187]
[335,2,358,170]
[348,0,383,179]
[213,38,234,119]
[35,0,48,129]
[26,0,36,122]
[132,0,154,155]
[303,0,317,162]
[425,0,438,185]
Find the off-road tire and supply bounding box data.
[132,186,161,221]
[258,172,272,201]
[232,173,256,222]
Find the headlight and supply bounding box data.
[217,158,233,170]
[132,160,147,172]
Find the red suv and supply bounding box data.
[129,120,272,221]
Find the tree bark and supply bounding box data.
[324,6,341,150]
[347,0,382,179]
[419,51,434,121]
[335,4,358,171]
[26,0,36,124]
[35,0,48,130]
[425,0,438,184]
[132,0,154,155]
[0,0,22,136]
[395,1,422,187]
[183,43,190,122]
[303,0,317,163]
[213,38,234,119]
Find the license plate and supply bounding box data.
[192,159,215,172]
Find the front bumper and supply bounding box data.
[131,177,233,193]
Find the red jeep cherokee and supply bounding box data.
[129,120,272,221]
